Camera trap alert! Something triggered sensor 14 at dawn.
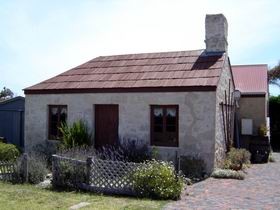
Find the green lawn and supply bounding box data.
[0,182,168,210]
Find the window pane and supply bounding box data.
[166,108,176,127]
[166,125,176,132]
[60,107,67,123]
[153,108,163,132]
[154,125,163,132]
[50,107,59,123]
[49,105,67,139]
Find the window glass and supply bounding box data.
[49,105,67,140]
[151,105,178,147]
[166,108,176,132]
[153,108,163,132]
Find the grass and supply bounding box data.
[0,182,167,210]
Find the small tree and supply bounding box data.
[269,62,280,88]
[0,87,14,100]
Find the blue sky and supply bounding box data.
[1,0,280,96]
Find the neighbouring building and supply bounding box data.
[0,96,25,149]
[232,64,269,148]
[24,14,235,172]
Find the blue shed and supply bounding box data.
[0,96,25,149]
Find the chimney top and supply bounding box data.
[205,14,228,53]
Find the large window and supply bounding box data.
[151,105,178,147]
[48,105,67,140]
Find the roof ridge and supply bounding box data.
[98,49,205,58]
[232,64,267,67]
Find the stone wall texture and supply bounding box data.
[205,14,228,53]
[214,55,234,168]
[25,91,217,172]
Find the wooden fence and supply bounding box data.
[0,153,28,182]
[52,155,143,195]
[0,161,15,181]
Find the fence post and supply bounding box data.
[52,155,58,187]
[86,156,93,185]
[22,153,28,183]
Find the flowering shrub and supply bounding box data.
[132,160,185,200]
[223,148,251,170]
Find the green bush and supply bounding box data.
[53,162,87,189]
[27,154,48,184]
[132,160,185,200]
[211,169,245,180]
[13,153,48,184]
[223,148,251,170]
[59,120,91,149]
[0,142,20,161]
[179,156,206,178]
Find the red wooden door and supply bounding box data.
[95,105,119,149]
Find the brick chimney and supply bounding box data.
[205,14,228,53]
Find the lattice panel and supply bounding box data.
[0,161,15,181]
[89,158,142,194]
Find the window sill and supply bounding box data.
[47,139,61,143]
[151,143,178,147]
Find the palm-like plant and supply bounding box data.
[59,120,92,148]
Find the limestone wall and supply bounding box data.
[25,91,216,172]
[214,56,234,168]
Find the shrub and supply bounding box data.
[132,160,185,200]
[57,145,96,161]
[223,148,251,170]
[59,120,92,148]
[258,124,268,137]
[96,139,151,163]
[32,141,58,168]
[179,156,206,178]
[211,169,245,180]
[269,153,276,162]
[53,161,87,189]
[0,142,20,161]
[13,153,48,184]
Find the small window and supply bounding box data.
[151,105,178,147]
[48,105,67,140]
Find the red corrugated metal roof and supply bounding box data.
[232,64,268,94]
[24,49,226,93]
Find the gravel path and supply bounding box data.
[164,153,280,209]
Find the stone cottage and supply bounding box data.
[24,14,234,172]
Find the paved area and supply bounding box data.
[165,153,280,210]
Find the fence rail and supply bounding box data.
[52,155,144,196]
[0,153,28,182]
[0,161,15,181]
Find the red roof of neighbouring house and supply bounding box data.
[24,50,227,94]
[231,64,268,95]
